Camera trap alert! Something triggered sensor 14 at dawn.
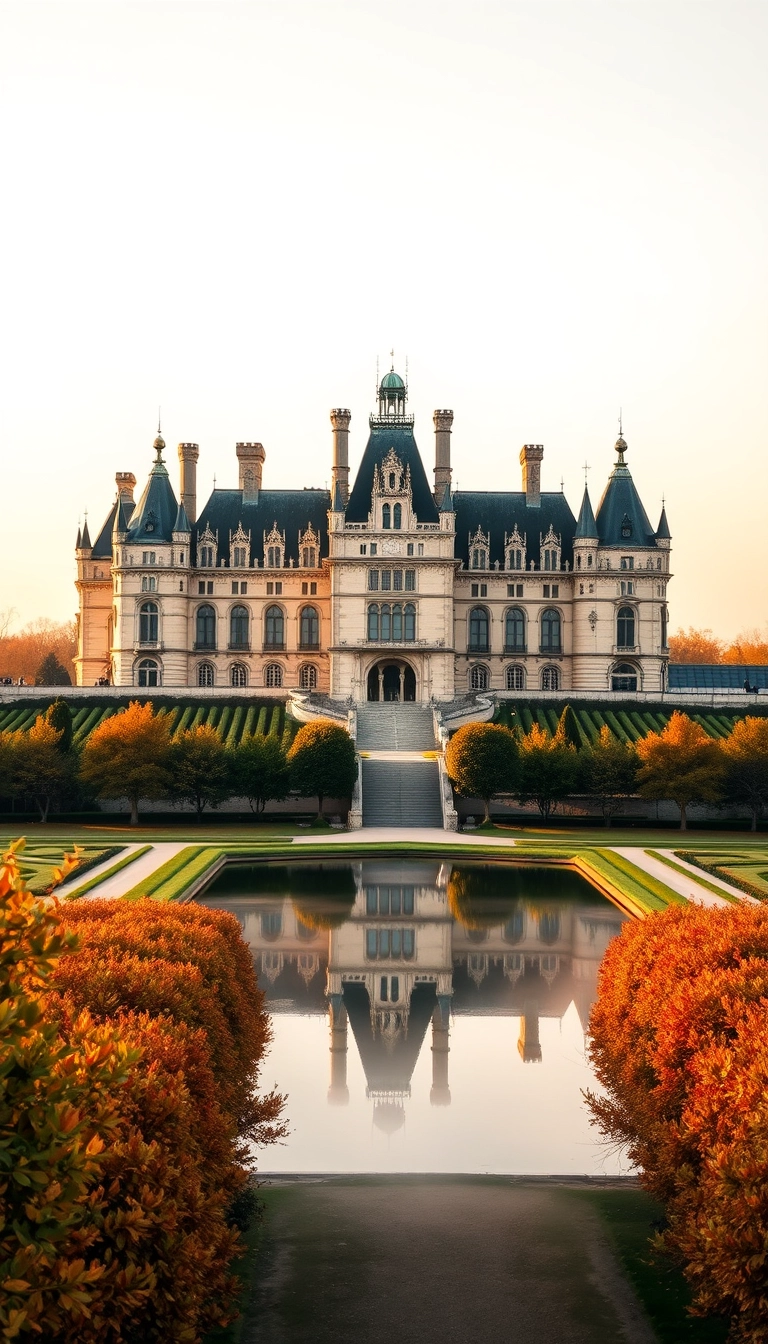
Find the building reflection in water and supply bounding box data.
[200,860,626,1138]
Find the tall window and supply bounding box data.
[197,662,214,687]
[471,548,487,570]
[231,663,247,687]
[300,605,319,648]
[540,608,561,654]
[233,546,247,567]
[137,658,159,687]
[470,665,489,690]
[267,546,282,568]
[368,570,379,591]
[229,605,249,648]
[538,913,561,944]
[504,607,525,652]
[196,604,216,649]
[382,504,391,529]
[506,665,525,690]
[368,604,380,640]
[302,547,316,568]
[139,601,158,643]
[541,666,559,691]
[617,606,635,649]
[141,575,157,592]
[507,548,523,570]
[393,503,402,529]
[265,605,284,648]
[366,603,416,642]
[661,606,668,649]
[265,663,283,688]
[469,607,489,652]
[199,546,214,567]
[404,603,416,641]
[300,664,318,690]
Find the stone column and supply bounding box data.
[330,409,351,506]
[177,443,199,524]
[327,994,349,1105]
[433,409,453,504]
[430,998,451,1105]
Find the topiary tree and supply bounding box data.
[445,722,518,824]
[636,711,724,830]
[515,722,578,819]
[234,734,291,813]
[168,723,232,819]
[34,651,72,686]
[79,700,172,824]
[45,698,74,753]
[580,724,639,826]
[288,719,357,820]
[556,704,583,750]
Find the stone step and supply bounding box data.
[356,703,437,752]
[362,759,444,828]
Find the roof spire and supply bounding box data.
[153,410,165,461]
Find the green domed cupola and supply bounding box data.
[377,360,407,417]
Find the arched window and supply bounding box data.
[393,503,402,529]
[265,663,283,688]
[380,603,392,641]
[404,603,416,642]
[504,607,525,652]
[469,606,489,652]
[368,604,380,640]
[196,604,216,649]
[197,662,214,687]
[382,503,391,530]
[300,605,319,648]
[267,545,282,568]
[506,665,525,691]
[137,658,159,687]
[617,606,635,649]
[503,910,525,943]
[611,662,638,692]
[300,664,318,690]
[470,665,489,691]
[538,912,561,945]
[230,605,249,648]
[139,601,158,644]
[471,548,487,570]
[261,911,282,940]
[392,604,403,641]
[231,663,247,687]
[541,666,559,691]
[302,547,316,568]
[265,605,284,649]
[540,608,561,654]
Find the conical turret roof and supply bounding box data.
[656,504,671,540]
[173,501,191,534]
[80,519,91,550]
[126,437,179,544]
[594,435,657,547]
[574,485,597,539]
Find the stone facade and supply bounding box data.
[75,370,671,699]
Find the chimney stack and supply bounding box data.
[330,409,351,506]
[433,409,453,503]
[520,443,544,507]
[177,443,200,524]
[236,442,265,504]
[115,472,136,502]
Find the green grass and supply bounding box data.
[8,840,120,894]
[0,694,298,749]
[647,850,740,903]
[64,845,153,899]
[571,1188,729,1343]
[675,846,768,901]
[492,696,766,743]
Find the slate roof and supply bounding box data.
[574,485,598,540]
[452,491,578,569]
[192,488,330,565]
[656,504,671,540]
[91,498,135,558]
[668,665,768,690]
[595,462,658,548]
[173,501,191,535]
[126,458,179,545]
[346,423,439,524]
[343,982,436,1093]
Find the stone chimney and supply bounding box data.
[433,409,453,504]
[430,1003,451,1106]
[236,442,265,504]
[517,999,542,1063]
[330,409,351,506]
[520,444,544,507]
[177,443,200,524]
[115,472,136,502]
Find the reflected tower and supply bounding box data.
[430,996,452,1105]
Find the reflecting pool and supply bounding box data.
[197,859,630,1175]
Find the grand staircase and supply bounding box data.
[357,704,443,829]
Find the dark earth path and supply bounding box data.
[239,1178,659,1344]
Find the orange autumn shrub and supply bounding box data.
[588,903,768,1341]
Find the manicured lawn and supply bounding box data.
[7,839,122,894]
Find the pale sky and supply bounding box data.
[1,0,766,636]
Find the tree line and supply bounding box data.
[0,613,76,684]
[669,624,768,665]
[0,700,358,824]
[446,709,768,829]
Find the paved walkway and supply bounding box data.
[292,826,518,846]
[242,1179,658,1344]
[74,842,189,899]
[613,846,733,909]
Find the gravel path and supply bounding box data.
[243,1179,658,1344]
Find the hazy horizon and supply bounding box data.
[1,1,766,638]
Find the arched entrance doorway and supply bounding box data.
[367,660,416,702]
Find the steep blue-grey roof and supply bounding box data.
[126,457,179,545]
[193,488,330,565]
[81,519,91,550]
[91,498,135,557]
[595,462,657,547]
[173,501,191,535]
[439,480,454,513]
[574,485,598,539]
[346,423,439,524]
[452,491,577,569]
[656,504,671,540]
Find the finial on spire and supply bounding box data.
[618,407,623,436]
[583,460,590,484]
[390,347,395,368]
[158,405,161,434]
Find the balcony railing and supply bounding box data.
[263,642,286,652]
[228,642,251,652]
[503,644,527,655]
[193,641,217,652]
[539,646,563,656]
[299,641,320,651]
[468,644,490,655]
[134,640,163,652]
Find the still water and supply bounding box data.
[197,859,629,1175]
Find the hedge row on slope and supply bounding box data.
[493,699,765,745]
[0,697,296,748]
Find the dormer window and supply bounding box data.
[383,504,391,530]
[621,514,633,539]
[298,523,319,569]
[389,472,396,490]
[267,546,282,568]
[264,521,285,570]
[540,525,561,572]
[229,523,251,570]
[469,526,490,571]
[393,503,402,529]
[471,548,487,570]
[197,524,218,569]
[200,546,214,568]
[504,526,526,573]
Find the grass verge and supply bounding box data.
[647,850,740,903]
[570,1187,729,1344]
[64,845,152,899]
